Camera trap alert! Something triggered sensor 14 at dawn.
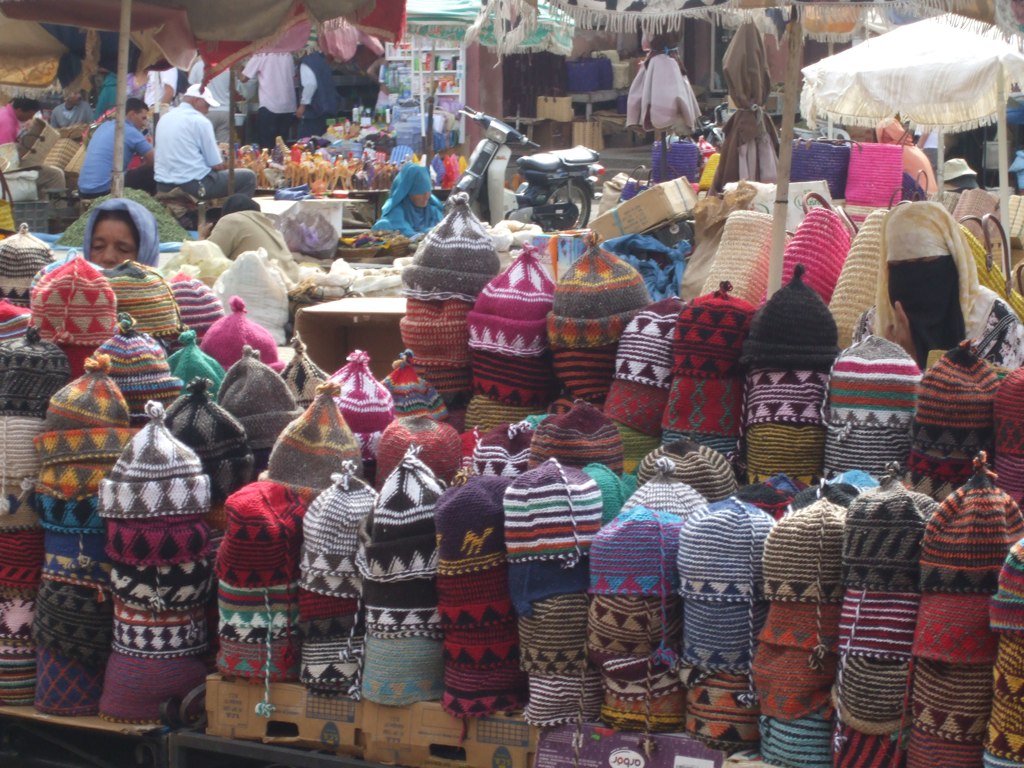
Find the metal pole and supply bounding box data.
[936,129,944,190]
[228,66,236,195]
[998,74,1010,229]
[111,0,131,197]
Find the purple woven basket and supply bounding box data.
[791,140,851,200]
[567,59,604,92]
[650,139,700,184]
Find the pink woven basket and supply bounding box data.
[844,143,904,223]
[780,207,851,304]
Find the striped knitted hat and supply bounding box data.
[166,330,225,397]
[992,537,1024,632]
[625,456,708,519]
[374,415,461,490]
[103,260,182,341]
[759,711,834,768]
[381,351,447,421]
[267,381,363,496]
[168,273,224,341]
[834,657,911,736]
[746,422,828,485]
[762,496,846,603]
[586,593,681,665]
[907,343,998,501]
[435,475,510,576]
[218,346,302,452]
[686,672,761,753]
[824,335,921,477]
[329,350,395,462]
[551,344,619,405]
[0,326,69,418]
[402,192,500,302]
[200,295,284,373]
[472,421,534,478]
[523,669,602,727]
[0,299,29,342]
[909,658,992,747]
[467,243,555,358]
[590,505,683,598]
[995,368,1024,503]
[95,314,183,422]
[0,223,51,307]
[518,592,589,674]
[528,399,624,473]
[636,440,737,502]
[470,349,557,409]
[840,589,919,660]
[31,255,117,348]
[601,656,687,732]
[280,335,327,409]
[216,480,305,588]
[400,298,471,368]
[614,422,661,475]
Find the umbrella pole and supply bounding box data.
[228,66,236,195]
[999,75,1010,230]
[936,130,944,190]
[768,15,803,297]
[111,0,132,198]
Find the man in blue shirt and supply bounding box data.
[78,97,155,198]
[154,84,256,199]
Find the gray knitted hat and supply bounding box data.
[219,346,302,450]
[280,335,327,409]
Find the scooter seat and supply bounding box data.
[517,153,562,172]
[518,145,599,173]
[550,145,600,165]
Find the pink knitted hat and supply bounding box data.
[329,349,396,461]
[467,244,556,358]
[780,208,851,304]
[199,295,283,373]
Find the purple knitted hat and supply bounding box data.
[590,505,683,598]
[472,421,535,478]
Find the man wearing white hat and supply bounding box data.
[154,83,256,198]
[943,158,980,191]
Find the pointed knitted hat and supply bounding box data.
[95,314,183,422]
[218,346,302,450]
[672,281,755,380]
[636,439,738,503]
[467,243,556,357]
[280,335,327,409]
[167,330,225,398]
[382,350,447,421]
[37,354,131,436]
[267,381,364,495]
[0,299,30,342]
[329,349,395,440]
[217,480,306,587]
[590,505,683,599]
[0,223,52,307]
[528,399,625,473]
[547,240,650,350]
[103,260,182,340]
[98,400,211,520]
[762,495,847,603]
[31,255,117,347]
[0,326,69,418]
[164,377,254,505]
[402,192,501,302]
[200,295,284,373]
[374,415,462,489]
[168,272,223,341]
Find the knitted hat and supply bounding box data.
[780,207,851,304]
[759,711,834,768]
[216,480,305,588]
[740,264,840,371]
[996,368,1024,502]
[216,631,301,683]
[685,672,761,753]
[329,350,395,458]
[993,537,1024,632]
[31,255,117,348]
[586,593,682,665]
[528,400,624,473]
[435,475,510,576]
[401,192,500,302]
[613,422,659,474]
[164,378,254,505]
[280,335,327,409]
[168,272,223,340]
[0,594,34,645]
[0,223,52,307]
[839,589,919,661]
[217,581,298,645]
[524,670,603,727]
[95,314,183,421]
[34,646,105,715]
[267,381,363,495]
[417,364,471,407]
[400,298,471,367]
[300,464,376,598]
[834,657,912,735]
[472,422,534,478]
[824,336,921,476]
[636,440,737,502]
[518,592,589,674]
[547,240,650,350]
[919,453,1024,594]
[0,528,43,589]
[464,395,536,433]
[600,656,686,732]
[590,505,683,598]
[584,462,636,525]
[907,343,998,501]
[913,591,997,664]
[0,299,29,342]
[829,208,887,349]
[382,351,447,421]
[437,566,513,628]
[504,458,602,566]
[551,344,619,405]
[762,496,847,603]
[41,528,111,586]
[624,457,707,519]
[0,645,36,707]
[467,243,555,357]
[604,297,684,436]
[361,634,444,705]
[746,423,828,485]
[112,602,208,659]
[110,556,213,613]
[374,416,461,490]
[32,579,113,666]
[103,260,182,340]
[218,346,302,451]
[673,281,755,382]
[471,343,557,409]
[166,331,225,397]
[200,296,284,373]
[442,660,527,719]
[0,326,69,418]
[909,658,992,744]
[99,651,207,724]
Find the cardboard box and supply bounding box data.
[572,120,604,152]
[294,296,406,379]
[534,724,724,768]
[361,700,537,768]
[205,674,362,755]
[589,178,698,241]
[531,231,589,279]
[537,96,574,123]
[532,120,571,151]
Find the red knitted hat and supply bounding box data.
[528,399,624,473]
[31,256,117,347]
[551,344,618,406]
[471,348,558,408]
[0,299,30,342]
[329,350,395,437]
[374,416,462,490]
[199,296,283,373]
[996,368,1024,502]
[400,298,472,367]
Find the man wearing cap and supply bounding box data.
[154,84,256,199]
[943,158,979,191]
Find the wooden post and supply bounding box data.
[228,66,236,195]
[111,0,131,198]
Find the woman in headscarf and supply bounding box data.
[372,163,443,238]
[206,193,299,282]
[855,201,1024,369]
[876,117,938,196]
[83,197,160,269]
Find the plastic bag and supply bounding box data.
[278,208,339,259]
[213,248,290,345]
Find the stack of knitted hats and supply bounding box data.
[97,401,211,723]
[167,331,225,397]
[528,400,624,474]
[604,297,684,471]
[31,255,117,376]
[906,343,998,501]
[0,300,30,342]
[219,346,302,475]
[31,356,133,714]
[358,449,446,704]
[504,458,603,726]
[382,351,447,421]
[375,416,461,491]
[280,336,327,409]
[546,240,650,405]
[0,224,52,308]
[464,243,556,431]
[663,282,754,463]
[168,272,224,342]
[753,495,847,768]
[329,351,395,484]
[908,454,1024,767]
[201,296,285,373]
[677,497,775,754]
[994,368,1024,503]
[96,314,183,424]
[636,439,737,503]
[103,261,183,345]
[299,464,375,695]
[401,192,501,409]
[435,475,527,717]
[165,377,254,531]
[987,538,1024,765]
[472,422,535,479]
[741,265,839,485]
[824,335,921,477]
[0,329,68,706]
[588,505,684,732]
[832,471,933,767]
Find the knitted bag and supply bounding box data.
[700,211,774,305]
[650,138,700,184]
[780,207,851,304]
[829,209,887,349]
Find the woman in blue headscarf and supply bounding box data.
[372,163,444,238]
[83,197,160,269]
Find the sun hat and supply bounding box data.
[943,158,979,190]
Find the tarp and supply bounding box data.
[406,0,573,55]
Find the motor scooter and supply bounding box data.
[455,108,603,231]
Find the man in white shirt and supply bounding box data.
[189,59,233,144]
[241,52,296,149]
[145,67,180,112]
[154,84,256,199]
[49,89,93,129]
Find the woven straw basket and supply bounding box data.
[701,210,775,304]
[829,209,886,348]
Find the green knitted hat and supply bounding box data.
[167,329,225,398]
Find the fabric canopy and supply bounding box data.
[406,0,573,56]
[801,14,1024,132]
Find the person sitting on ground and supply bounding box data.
[0,97,39,146]
[372,163,443,238]
[78,97,155,198]
[154,84,256,200]
[83,197,160,269]
[204,194,299,281]
[49,88,93,129]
